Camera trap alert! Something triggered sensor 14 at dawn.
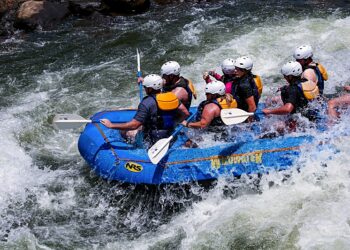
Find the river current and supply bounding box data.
[1,0,350,249]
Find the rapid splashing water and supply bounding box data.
[1,1,350,248]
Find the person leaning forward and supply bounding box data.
[101,74,189,146]
[262,61,320,131]
[182,80,236,129]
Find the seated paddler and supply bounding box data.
[293,45,328,95]
[161,61,197,111]
[100,74,189,146]
[232,56,263,122]
[262,61,320,132]
[182,80,236,129]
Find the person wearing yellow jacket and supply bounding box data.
[161,61,197,111]
[101,74,189,145]
[293,45,328,95]
[182,80,236,129]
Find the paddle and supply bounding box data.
[53,114,97,130]
[148,112,197,164]
[220,108,262,125]
[137,48,143,100]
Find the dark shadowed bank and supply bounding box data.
[0,0,211,36]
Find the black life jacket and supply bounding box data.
[196,99,224,127]
[280,79,309,113]
[163,77,193,109]
[231,73,260,110]
[280,79,320,121]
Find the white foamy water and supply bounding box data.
[1,4,350,249]
[0,73,85,246]
[183,15,350,104]
[102,15,350,249]
[105,125,350,250]
[0,93,50,209]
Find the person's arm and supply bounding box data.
[225,82,233,94]
[245,96,257,113]
[203,71,222,83]
[203,72,211,83]
[263,85,298,115]
[101,101,147,130]
[137,77,143,85]
[182,103,219,129]
[177,103,190,121]
[100,119,142,130]
[212,72,223,80]
[262,103,294,115]
[172,87,189,106]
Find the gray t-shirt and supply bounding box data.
[133,95,157,124]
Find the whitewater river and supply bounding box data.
[1,0,350,249]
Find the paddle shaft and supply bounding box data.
[150,114,195,158]
[172,112,197,136]
[137,71,143,100]
[244,111,263,117]
[155,112,197,154]
[54,119,121,127]
[148,112,197,164]
[137,49,143,100]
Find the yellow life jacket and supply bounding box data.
[156,92,179,111]
[187,79,197,99]
[299,80,319,100]
[253,75,263,97]
[216,96,238,109]
[317,63,328,81]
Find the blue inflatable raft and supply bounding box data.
[77,107,316,185]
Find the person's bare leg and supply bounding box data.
[120,127,142,143]
[328,94,350,119]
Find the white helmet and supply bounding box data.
[205,80,226,95]
[281,61,302,76]
[160,61,180,76]
[234,56,253,71]
[293,45,313,59]
[143,74,163,90]
[221,58,235,74]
